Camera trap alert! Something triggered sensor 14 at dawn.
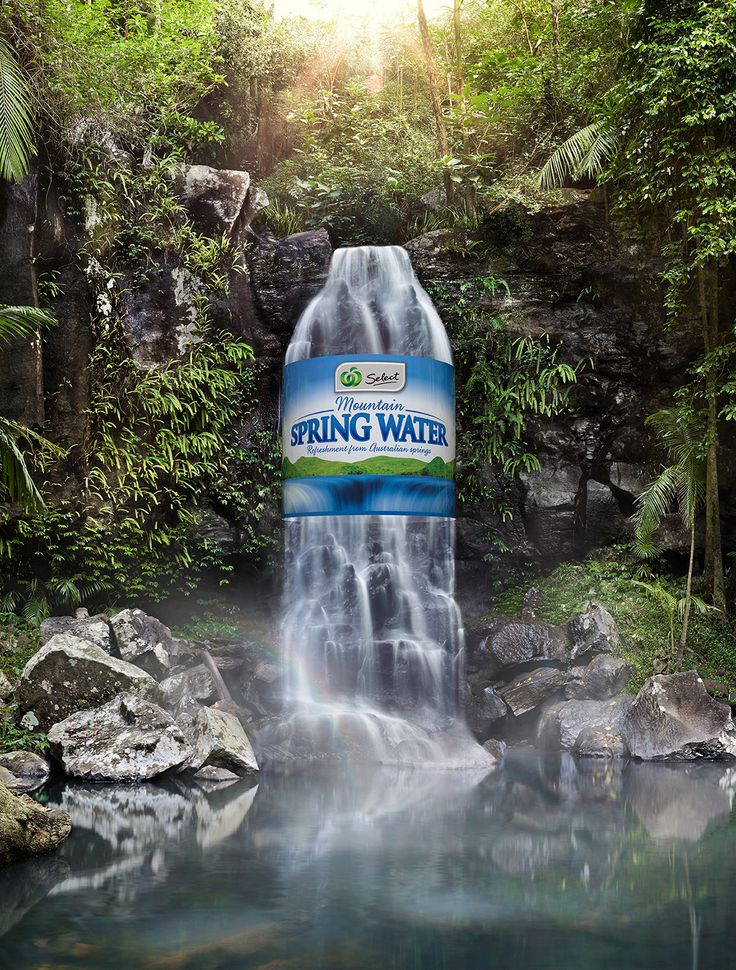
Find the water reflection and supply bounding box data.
[2,753,736,969]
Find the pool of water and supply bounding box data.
[2,751,736,969]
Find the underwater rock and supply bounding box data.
[0,780,71,866]
[18,634,162,730]
[481,618,568,671]
[110,608,173,679]
[499,667,569,717]
[40,610,112,653]
[568,600,621,660]
[622,671,736,761]
[189,707,259,776]
[48,692,192,782]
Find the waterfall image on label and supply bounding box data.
[271,246,490,767]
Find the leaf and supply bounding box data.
[0,39,36,182]
[535,121,618,190]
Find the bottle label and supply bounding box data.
[282,354,455,518]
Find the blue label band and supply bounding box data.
[282,354,455,518]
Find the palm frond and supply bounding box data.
[0,305,55,346]
[0,38,36,182]
[632,464,683,537]
[678,593,717,619]
[535,121,617,190]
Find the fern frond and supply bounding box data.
[535,121,617,190]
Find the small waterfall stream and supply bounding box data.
[268,246,489,767]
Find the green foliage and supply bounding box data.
[263,199,307,239]
[0,307,60,510]
[0,705,48,756]
[535,121,617,189]
[490,547,736,691]
[632,405,705,557]
[428,275,586,518]
[0,37,35,182]
[607,0,736,309]
[264,78,439,243]
[0,334,260,606]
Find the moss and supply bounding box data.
[486,545,736,692]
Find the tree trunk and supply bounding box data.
[452,0,476,216]
[699,262,726,612]
[417,0,454,205]
[675,522,696,669]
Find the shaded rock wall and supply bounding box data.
[0,171,712,609]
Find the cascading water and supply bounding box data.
[266,246,490,767]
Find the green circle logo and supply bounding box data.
[340,366,363,387]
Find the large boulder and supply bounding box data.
[48,693,193,782]
[538,697,633,751]
[569,600,621,660]
[177,164,265,237]
[189,707,259,776]
[160,664,219,711]
[622,671,736,761]
[499,667,568,717]
[466,686,508,737]
[18,634,162,730]
[109,609,173,679]
[0,781,71,866]
[40,610,112,653]
[481,619,568,671]
[0,751,50,794]
[570,654,632,700]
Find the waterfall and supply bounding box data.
[265,246,490,767]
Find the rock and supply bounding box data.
[0,670,14,702]
[566,654,632,700]
[40,614,112,653]
[579,654,632,700]
[0,750,50,782]
[19,711,39,730]
[538,697,633,751]
[622,671,736,761]
[573,726,629,759]
[466,686,507,737]
[18,634,162,730]
[192,765,241,783]
[177,164,259,237]
[482,738,507,761]
[109,609,173,679]
[499,667,568,717]
[189,707,259,776]
[48,693,193,782]
[521,587,540,621]
[564,664,587,699]
[569,600,621,660]
[0,780,71,865]
[481,619,568,671]
[160,664,219,711]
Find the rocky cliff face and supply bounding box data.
[0,168,717,613]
